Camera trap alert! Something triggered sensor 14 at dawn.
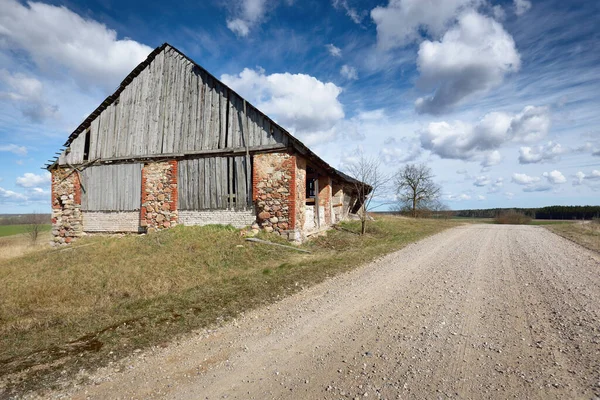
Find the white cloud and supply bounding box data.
[488,177,504,193]
[419,105,550,161]
[16,172,51,188]
[543,170,566,184]
[326,44,342,57]
[519,141,564,164]
[477,195,486,200]
[340,65,358,80]
[523,184,551,192]
[505,191,514,199]
[26,187,50,201]
[0,0,152,89]
[0,69,58,122]
[574,171,586,185]
[221,67,344,144]
[415,11,520,114]
[0,144,27,156]
[0,187,27,202]
[492,5,505,20]
[514,0,532,16]
[226,0,268,37]
[481,150,502,168]
[473,175,490,187]
[512,173,540,185]
[381,137,422,164]
[334,0,364,24]
[371,0,481,49]
[447,193,471,202]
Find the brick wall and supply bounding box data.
[51,168,83,245]
[83,211,141,232]
[179,210,255,228]
[252,152,297,237]
[141,161,178,232]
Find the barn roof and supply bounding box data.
[47,43,368,190]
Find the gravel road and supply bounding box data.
[47,224,600,399]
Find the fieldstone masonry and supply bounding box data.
[141,161,178,232]
[51,168,83,245]
[252,152,297,238]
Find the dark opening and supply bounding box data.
[306,166,317,205]
[83,129,91,161]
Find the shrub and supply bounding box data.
[494,210,532,225]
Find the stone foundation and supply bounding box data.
[51,168,83,245]
[252,152,297,237]
[141,161,178,233]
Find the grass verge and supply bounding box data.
[545,221,600,253]
[0,216,458,396]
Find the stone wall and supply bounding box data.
[51,168,83,245]
[141,161,178,233]
[83,211,141,232]
[318,175,332,226]
[179,210,255,228]
[295,156,307,233]
[252,152,297,238]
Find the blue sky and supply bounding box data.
[0,0,599,213]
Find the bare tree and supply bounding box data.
[345,154,390,235]
[395,163,441,218]
[26,212,46,245]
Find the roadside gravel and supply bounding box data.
[38,224,600,399]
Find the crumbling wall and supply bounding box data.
[252,152,298,239]
[141,161,178,233]
[295,156,307,234]
[318,175,332,226]
[51,168,83,245]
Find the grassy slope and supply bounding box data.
[0,224,51,237]
[0,216,459,395]
[545,222,600,253]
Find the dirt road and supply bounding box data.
[45,225,600,399]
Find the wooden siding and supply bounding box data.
[58,46,289,165]
[178,156,251,211]
[81,163,143,211]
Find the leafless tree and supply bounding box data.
[345,154,390,235]
[395,163,441,218]
[26,212,46,245]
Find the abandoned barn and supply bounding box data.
[46,43,367,244]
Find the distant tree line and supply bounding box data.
[454,206,600,220]
[0,214,51,226]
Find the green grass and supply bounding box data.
[0,216,459,396]
[545,221,600,253]
[0,224,51,237]
[529,220,574,226]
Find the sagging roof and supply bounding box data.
[46,43,369,190]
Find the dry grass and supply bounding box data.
[0,231,52,261]
[545,220,600,253]
[0,216,459,396]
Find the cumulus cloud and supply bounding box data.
[523,184,551,192]
[505,192,514,199]
[381,137,422,164]
[512,173,540,185]
[575,170,600,186]
[340,65,358,80]
[0,0,152,89]
[488,177,504,193]
[221,67,344,144]
[543,170,566,185]
[446,193,472,202]
[514,0,532,16]
[371,0,481,49]
[16,172,51,188]
[0,187,28,202]
[0,70,58,122]
[226,0,268,37]
[481,150,502,168]
[473,175,490,187]
[0,144,27,156]
[519,141,564,164]
[419,105,550,162]
[326,44,342,57]
[415,11,520,114]
[574,171,586,185]
[333,0,365,24]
